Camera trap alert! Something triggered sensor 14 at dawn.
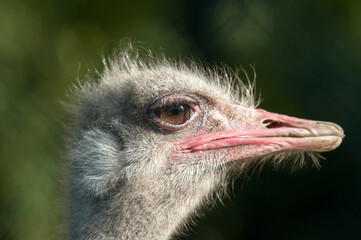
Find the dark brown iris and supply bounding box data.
[155,104,192,125]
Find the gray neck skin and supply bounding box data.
[68,170,222,240]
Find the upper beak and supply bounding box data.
[176,108,344,161]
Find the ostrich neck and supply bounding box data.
[69,172,221,240]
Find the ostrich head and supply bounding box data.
[67,49,344,240]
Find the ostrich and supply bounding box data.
[66,49,344,240]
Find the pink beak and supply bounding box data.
[175,109,344,163]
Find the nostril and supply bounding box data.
[263,119,281,128]
[263,119,294,128]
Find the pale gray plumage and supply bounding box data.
[66,47,343,240]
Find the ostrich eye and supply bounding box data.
[155,104,193,125]
[147,94,201,131]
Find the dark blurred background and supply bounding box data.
[0,0,360,239]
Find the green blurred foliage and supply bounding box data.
[0,0,360,239]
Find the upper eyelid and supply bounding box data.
[148,94,199,110]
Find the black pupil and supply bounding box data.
[171,105,184,115]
